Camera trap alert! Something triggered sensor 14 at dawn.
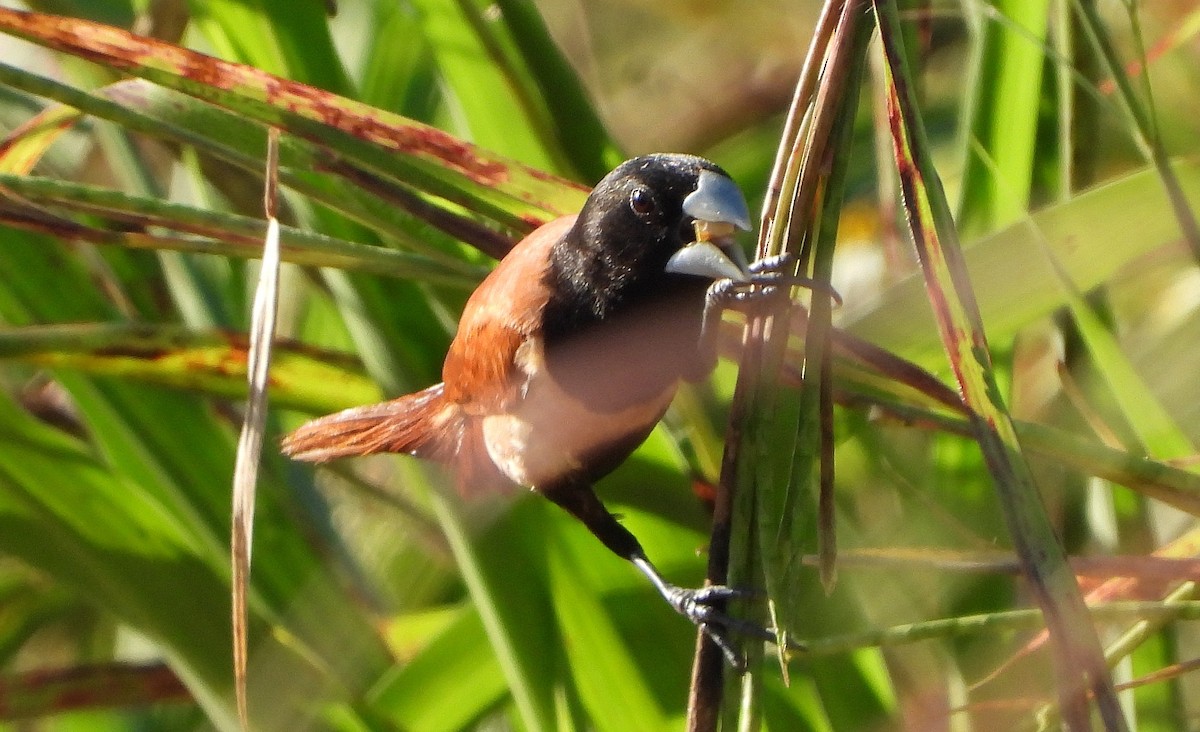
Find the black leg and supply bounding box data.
[540,479,773,668]
[541,479,645,560]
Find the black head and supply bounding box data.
[545,154,750,335]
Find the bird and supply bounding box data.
[283,153,784,661]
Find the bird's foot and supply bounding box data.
[701,255,798,345]
[631,556,789,670]
[659,583,777,671]
[708,252,843,311]
[748,252,795,279]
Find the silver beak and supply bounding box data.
[667,169,753,281]
[681,169,752,231]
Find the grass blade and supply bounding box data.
[0,323,380,413]
[0,102,80,174]
[490,0,623,180]
[371,607,508,731]
[1073,0,1200,262]
[0,173,486,285]
[189,0,352,95]
[231,128,282,729]
[872,1,1126,727]
[957,0,1051,234]
[844,160,1200,367]
[546,520,668,732]
[425,491,556,732]
[0,8,587,229]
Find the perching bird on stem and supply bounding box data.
[283,154,792,661]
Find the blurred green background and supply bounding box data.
[0,0,1197,730]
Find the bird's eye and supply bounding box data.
[629,188,657,216]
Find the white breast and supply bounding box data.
[480,339,674,489]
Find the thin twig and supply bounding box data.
[231,127,282,731]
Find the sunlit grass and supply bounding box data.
[0,1,1196,730]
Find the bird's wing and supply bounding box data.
[442,215,574,414]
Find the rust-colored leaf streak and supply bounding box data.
[873,2,1127,730]
[0,10,491,178]
[0,662,189,719]
[0,8,588,225]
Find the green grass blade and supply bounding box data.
[873,1,1125,726]
[957,0,1051,234]
[490,0,623,180]
[0,8,588,228]
[410,0,557,171]
[187,0,352,94]
[1062,296,1193,459]
[798,600,1200,657]
[0,390,364,730]
[355,3,440,118]
[0,216,392,727]
[546,522,668,732]
[0,66,516,260]
[0,323,381,413]
[425,490,557,732]
[0,173,485,285]
[844,160,1200,367]
[99,79,500,260]
[371,607,508,731]
[1073,0,1200,261]
[770,318,1200,514]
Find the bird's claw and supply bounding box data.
[701,622,746,672]
[706,252,842,316]
[661,584,766,671]
[700,256,795,345]
[630,557,790,670]
[747,252,794,277]
[663,584,749,620]
[707,253,797,309]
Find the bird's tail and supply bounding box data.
[281,383,461,464]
